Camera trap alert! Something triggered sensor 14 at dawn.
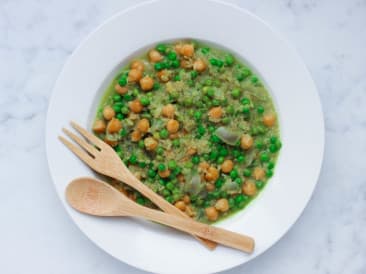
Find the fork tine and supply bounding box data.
[59,136,94,167]
[70,121,104,148]
[62,128,98,156]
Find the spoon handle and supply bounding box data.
[126,204,255,253]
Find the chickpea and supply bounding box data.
[139,76,154,91]
[157,69,171,82]
[215,198,229,212]
[181,44,194,57]
[137,118,150,133]
[93,120,106,133]
[185,205,195,217]
[174,201,186,211]
[178,174,185,183]
[158,169,171,178]
[166,119,179,133]
[128,68,143,82]
[115,84,128,95]
[148,49,162,62]
[131,130,142,142]
[208,107,223,119]
[240,134,253,150]
[180,59,192,69]
[183,195,190,204]
[242,180,257,196]
[221,159,234,173]
[205,207,218,221]
[129,99,143,113]
[169,133,179,139]
[193,58,207,72]
[187,147,197,155]
[144,137,158,151]
[205,166,219,182]
[103,106,115,120]
[263,113,276,127]
[206,183,215,191]
[104,138,118,147]
[162,104,175,118]
[199,161,210,171]
[253,167,265,180]
[106,118,122,133]
[131,60,144,72]
[175,43,183,54]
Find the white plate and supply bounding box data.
[46,0,324,273]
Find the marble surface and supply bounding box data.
[0,0,365,273]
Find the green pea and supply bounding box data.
[156,43,167,53]
[148,169,156,178]
[185,162,193,168]
[276,140,282,150]
[197,125,206,136]
[242,68,251,77]
[174,74,181,81]
[160,129,169,139]
[113,94,122,102]
[172,139,180,147]
[219,147,228,157]
[217,156,225,164]
[210,135,221,143]
[166,196,173,204]
[168,160,177,170]
[208,126,215,133]
[209,150,219,160]
[136,197,146,205]
[267,162,275,169]
[230,169,239,179]
[120,128,128,137]
[231,88,240,98]
[266,169,273,177]
[121,106,129,114]
[212,99,220,106]
[116,113,124,120]
[234,177,242,185]
[129,154,137,164]
[167,51,177,60]
[166,182,174,190]
[216,60,224,67]
[192,155,200,165]
[207,88,215,97]
[215,177,224,188]
[158,163,166,171]
[209,58,218,66]
[118,76,127,86]
[237,155,245,163]
[123,94,133,101]
[201,47,210,54]
[256,181,264,189]
[194,111,202,121]
[241,98,250,105]
[234,194,244,205]
[205,78,212,86]
[156,146,164,155]
[251,75,259,84]
[138,162,146,168]
[269,144,278,153]
[228,198,235,208]
[191,70,198,79]
[243,168,251,177]
[242,106,250,114]
[154,62,164,71]
[138,140,145,149]
[257,106,265,114]
[225,54,234,66]
[222,117,230,124]
[171,59,180,68]
[153,82,160,90]
[260,152,270,162]
[162,189,170,197]
[140,96,150,106]
[255,140,263,149]
[226,105,235,114]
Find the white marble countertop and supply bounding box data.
[1,0,365,273]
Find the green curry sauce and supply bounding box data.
[93,41,281,223]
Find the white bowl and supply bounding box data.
[46,0,324,273]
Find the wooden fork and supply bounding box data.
[59,121,217,249]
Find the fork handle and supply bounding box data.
[115,172,218,249]
[123,203,254,253]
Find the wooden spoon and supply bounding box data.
[66,177,255,253]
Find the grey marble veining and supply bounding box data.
[0,0,365,273]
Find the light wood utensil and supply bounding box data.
[66,177,255,253]
[59,121,217,249]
